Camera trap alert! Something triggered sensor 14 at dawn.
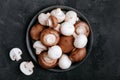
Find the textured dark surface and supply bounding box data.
[0,0,120,80]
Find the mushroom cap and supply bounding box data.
[46,15,58,28]
[33,41,47,55]
[48,45,62,59]
[74,21,90,37]
[20,61,34,75]
[69,48,86,62]
[38,52,57,69]
[51,8,65,23]
[30,23,45,40]
[60,22,75,36]
[59,36,74,53]
[65,11,77,24]
[38,13,50,25]
[9,48,22,61]
[74,34,88,48]
[58,54,72,69]
[40,28,60,46]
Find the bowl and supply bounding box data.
[26,5,93,72]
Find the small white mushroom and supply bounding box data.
[58,54,72,69]
[74,34,88,48]
[33,41,47,55]
[38,13,50,25]
[9,48,22,61]
[20,61,34,75]
[60,22,75,36]
[65,11,77,24]
[51,8,65,23]
[48,45,62,59]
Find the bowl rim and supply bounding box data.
[26,5,93,72]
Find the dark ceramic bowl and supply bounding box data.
[26,5,93,72]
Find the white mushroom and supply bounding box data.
[33,41,47,55]
[60,22,75,36]
[51,8,65,23]
[20,61,34,75]
[65,11,77,24]
[74,34,88,48]
[58,54,72,69]
[38,13,50,25]
[9,48,22,61]
[48,45,62,59]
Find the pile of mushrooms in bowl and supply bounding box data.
[26,6,93,72]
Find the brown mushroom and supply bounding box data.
[40,28,60,46]
[59,36,74,53]
[38,52,57,69]
[46,15,58,28]
[30,23,45,40]
[69,48,86,62]
[74,21,90,37]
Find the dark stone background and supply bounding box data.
[0,0,120,80]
